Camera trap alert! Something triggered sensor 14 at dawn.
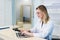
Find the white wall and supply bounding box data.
[0,0,12,27]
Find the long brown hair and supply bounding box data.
[36,5,49,23]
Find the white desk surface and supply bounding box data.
[0,28,46,40]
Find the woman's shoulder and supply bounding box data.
[47,19,54,25]
[47,19,54,29]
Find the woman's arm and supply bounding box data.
[32,22,54,38]
[22,21,54,38]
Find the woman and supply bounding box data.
[21,5,54,40]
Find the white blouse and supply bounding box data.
[30,19,54,39]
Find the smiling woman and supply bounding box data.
[20,5,54,40]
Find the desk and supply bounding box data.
[0,28,46,40]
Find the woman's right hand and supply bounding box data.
[20,29,25,32]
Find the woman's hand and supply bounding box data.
[21,30,28,35]
[20,29,30,33]
[21,30,34,37]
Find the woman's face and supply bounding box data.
[36,9,44,19]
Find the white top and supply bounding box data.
[30,19,54,39]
